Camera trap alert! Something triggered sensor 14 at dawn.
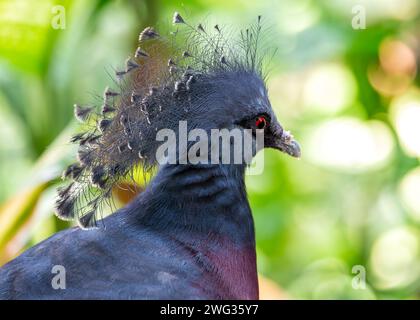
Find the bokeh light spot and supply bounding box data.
[391,93,420,157]
[370,227,420,290]
[305,118,394,172]
[369,39,416,97]
[303,63,357,114]
[399,168,420,222]
[380,39,417,77]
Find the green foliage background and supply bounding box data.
[0,0,419,299]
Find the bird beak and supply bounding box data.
[275,130,301,158]
[265,123,301,158]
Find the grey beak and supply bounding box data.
[265,123,301,158]
[276,130,301,158]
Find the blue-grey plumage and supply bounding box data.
[0,163,258,299]
[0,12,300,299]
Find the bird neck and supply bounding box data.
[138,163,253,238]
[126,163,258,298]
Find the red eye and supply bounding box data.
[255,116,268,129]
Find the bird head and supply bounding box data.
[56,13,300,228]
[183,69,301,158]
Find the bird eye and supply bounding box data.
[255,116,268,129]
